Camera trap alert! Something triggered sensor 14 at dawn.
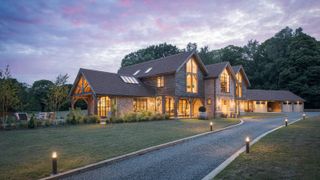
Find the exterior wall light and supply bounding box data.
[246,137,250,153]
[302,113,306,120]
[285,118,288,127]
[52,152,58,175]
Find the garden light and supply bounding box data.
[246,137,250,153]
[303,113,306,120]
[285,118,288,127]
[210,121,213,131]
[52,152,58,175]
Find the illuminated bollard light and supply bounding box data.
[52,152,58,175]
[246,137,250,153]
[210,122,213,131]
[303,113,306,120]
[285,118,288,127]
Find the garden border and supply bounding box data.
[201,117,304,180]
[40,119,244,180]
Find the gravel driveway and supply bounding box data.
[63,112,320,180]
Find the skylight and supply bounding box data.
[120,76,139,84]
[145,67,152,73]
[133,70,140,76]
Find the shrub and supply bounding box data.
[199,106,206,112]
[66,108,84,125]
[17,120,28,128]
[28,114,36,129]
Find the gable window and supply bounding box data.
[236,73,242,97]
[157,76,164,87]
[186,58,198,93]
[220,69,230,93]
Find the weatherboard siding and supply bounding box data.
[175,63,204,98]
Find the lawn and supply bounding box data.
[240,112,285,119]
[0,118,239,180]
[216,115,320,179]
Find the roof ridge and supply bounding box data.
[80,68,118,75]
[119,51,192,70]
[205,61,230,66]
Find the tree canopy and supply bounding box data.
[120,27,320,108]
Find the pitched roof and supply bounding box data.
[205,62,229,78]
[205,61,236,80]
[232,65,241,73]
[232,65,251,87]
[118,51,207,78]
[246,89,305,102]
[78,68,155,97]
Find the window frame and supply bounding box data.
[186,58,198,93]
[220,69,230,93]
[157,76,164,88]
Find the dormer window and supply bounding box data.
[133,70,140,76]
[220,69,230,93]
[157,76,164,87]
[145,67,152,73]
[186,58,198,93]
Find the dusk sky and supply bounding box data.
[1,0,320,85]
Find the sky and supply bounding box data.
[0,0,320,85]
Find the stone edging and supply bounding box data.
[201,117,303,180]
[40,119,244,180]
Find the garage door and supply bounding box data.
[282,102,293,112]
[293,102,303,112]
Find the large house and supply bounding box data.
[69,51,305,119]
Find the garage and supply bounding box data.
[246,90,305,113]
[267,101,281,112]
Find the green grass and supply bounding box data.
[240,112,285,119]
[216,116,320,179]
[0,118,239,180]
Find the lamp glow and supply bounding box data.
[52,152,57,159]
[246,137,250,142]
[210,121,213,131]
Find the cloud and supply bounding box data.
[0,0,319,84]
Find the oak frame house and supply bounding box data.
[69,51,305,119]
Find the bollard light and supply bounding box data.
[285,118,288,127]
[245,137,250,153]
[210,121,213,131]
[302,113,306,120]
[52,152,58,175]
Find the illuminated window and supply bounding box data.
[74,75,92,94]
[186,58,198,93]
[236,73,242,97]
[98,96,111,117]
[133,98,148,112]
[207,98,212,105]
[220,69,230,93]
[157,76,164,87]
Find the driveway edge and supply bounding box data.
[202,117,303,180]
[40,119,244,180]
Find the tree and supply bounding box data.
[31,80,54,111]
[186,42,197,52]
[47,74,70,112]
[0,65,20,122]
[121,43,181,67]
